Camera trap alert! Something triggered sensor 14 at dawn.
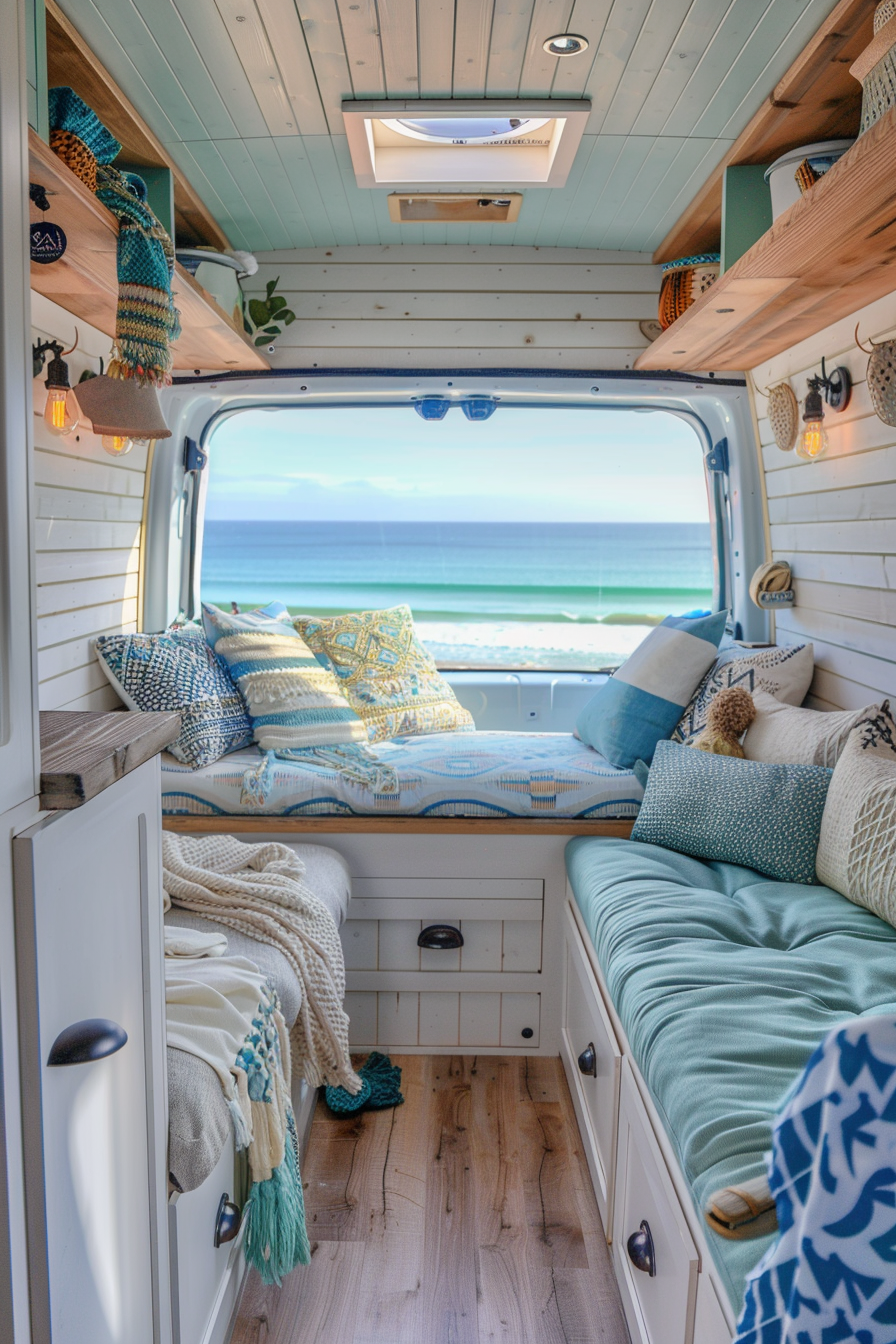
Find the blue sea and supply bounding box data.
[201,520,713,670]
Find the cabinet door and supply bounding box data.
[14,760,170,1344]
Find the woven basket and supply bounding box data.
[49,129,97,192]
[852,1,896,134]
[867,339,896,426]
[658,253,721,330]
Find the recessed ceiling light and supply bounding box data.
[543,34,589,56]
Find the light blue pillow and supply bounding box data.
[631,740,832,884]
[202,602,367,751]
[576,611,727,768]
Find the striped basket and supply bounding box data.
[851,0,896,135]
[658,253,721,330]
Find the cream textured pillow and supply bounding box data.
[744,690,882,767]
[816,703,896,925]
[672,643,814,743]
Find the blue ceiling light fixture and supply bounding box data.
[414,397,451,421]
[461,397,498,421]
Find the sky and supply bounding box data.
[205,404,709,524]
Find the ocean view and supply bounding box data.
[201,519,714,670]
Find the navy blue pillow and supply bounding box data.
[631,741,832,885]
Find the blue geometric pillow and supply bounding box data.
[94,628,252,769]
[632,740,832,884]
[576,611,728,769]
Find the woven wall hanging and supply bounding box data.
[857,325,896,427]
[850,0,896,135]
[767,382,799,452]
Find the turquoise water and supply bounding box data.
[201,519,713,669]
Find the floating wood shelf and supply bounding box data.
[41,710,181,808]
[29,131,270,374]
[635,104,896,374]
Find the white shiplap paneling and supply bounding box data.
[31,294,144,711]
[751,288,896,713]
[247,244,660,369]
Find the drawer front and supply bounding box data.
[170,1140,244,1344]
[341,907,542,973]
[560,904,621,1228]
[351,877,544,903]
[693,1274,733,1344]
[345,990,540,1049]
[613,1064,699,1344]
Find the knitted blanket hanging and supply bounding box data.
[95,166,181,387]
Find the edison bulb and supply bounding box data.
[101,434,134,457]
[44,387,80,436]
[796,420,829,461]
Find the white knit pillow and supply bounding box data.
[816,703,896,925]
[744,690,882,768]
[672,643,814,743]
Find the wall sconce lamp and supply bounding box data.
[797,358,851,461]
[33,335,80,437]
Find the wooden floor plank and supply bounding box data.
[230,1055,628,1344]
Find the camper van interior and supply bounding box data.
[3,0,896,1341]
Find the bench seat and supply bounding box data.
[565,836,896,1309]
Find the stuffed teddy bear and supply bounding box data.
[690,686,756,758]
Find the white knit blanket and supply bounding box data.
[162,833,361,1093]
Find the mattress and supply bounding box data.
[161,731,643,820]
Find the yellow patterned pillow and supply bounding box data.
[293,605,474,743]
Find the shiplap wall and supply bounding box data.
[751,287,896,713]
[31,294,145,711]
[249,245,660,369]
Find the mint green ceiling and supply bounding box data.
[56,0,841,252]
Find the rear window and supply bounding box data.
[201,403,712,671]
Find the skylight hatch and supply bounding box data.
[343,100,590,189]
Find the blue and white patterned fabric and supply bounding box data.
[202,602,367,751]
[576,610,728,769]
[632,740,832,884]
[95,628,252,769]
[161,731,644,819]
[736,1015,896,1344]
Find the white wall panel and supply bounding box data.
[247,245,660,370]
[751,289,896,709]
[31,296,148,712]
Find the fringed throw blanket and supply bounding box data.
[94,165,181,386]
[162,832,361,1094]
[735,1015,896,1344]
[165,955,310,1282]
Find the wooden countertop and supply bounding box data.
[40,710,181,809]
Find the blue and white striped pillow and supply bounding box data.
[202,603,367,751]
[576,611,728,769]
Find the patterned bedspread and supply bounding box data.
[161,731,643,819]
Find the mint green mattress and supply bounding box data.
[565,837,896,1311]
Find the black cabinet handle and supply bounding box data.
[214,1194,242,1247]
[417,924,464,950]
[627,1220,656,1277]
[578,1043,597,1077]
[47,1018,128,1067]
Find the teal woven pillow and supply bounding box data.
[631,741,832,884]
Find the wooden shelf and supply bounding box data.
[41,710,181,808]
[29,131,270,374]
[635,104,896,374]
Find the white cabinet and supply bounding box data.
[14,759,171,1344]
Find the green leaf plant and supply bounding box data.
[244,277,296,348]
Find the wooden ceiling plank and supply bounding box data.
[630,0,738,136]
[484,0,535,97]
[652,0,871,262]
[452,0,494,96]
[295,0,356,135]
[253,0,329,136]
[602,0,700,139]
[45,0,230,249]
[335,0,386,98]
[377,0,419,96]
[636,105,896,372]
[214,0,303,137]
[548,0,609,98]
[517,0,575,98]
[417,0,456,97]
